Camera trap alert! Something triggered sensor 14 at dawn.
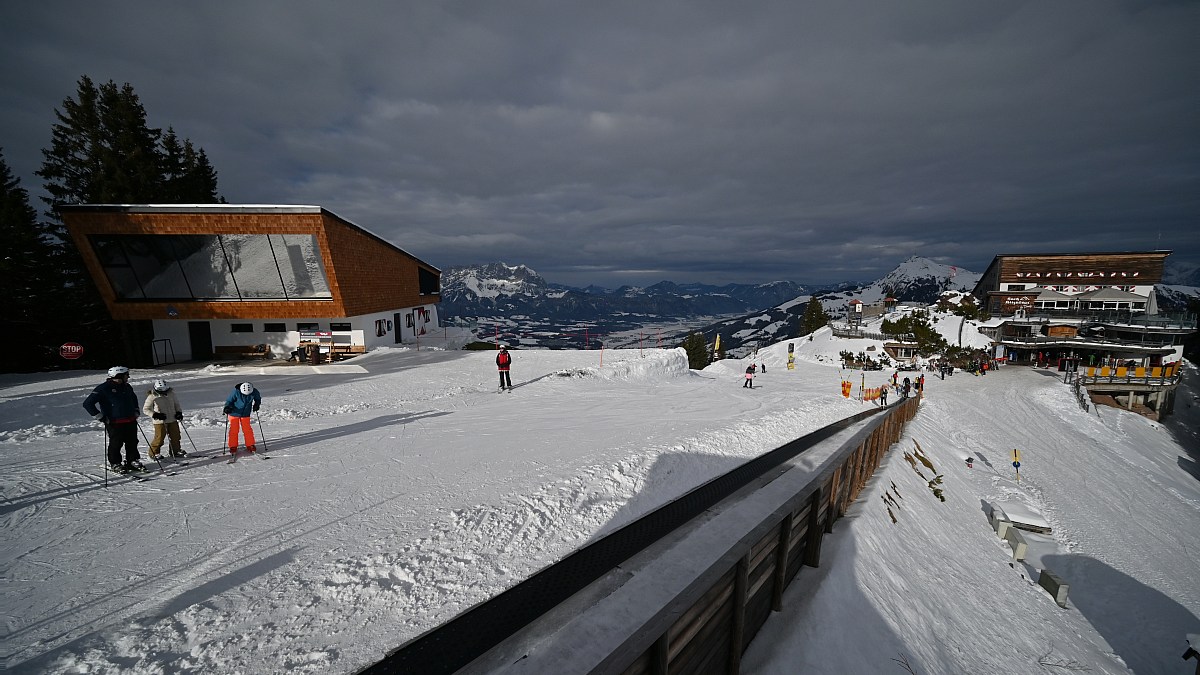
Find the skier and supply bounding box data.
[879,383,889,406]
[917,373,925,394]
[744,363,755,388]
[496,345,513,390]
[83,366,144,472]
[223,382,262,453]
[892,371,899,386]
[143,379,187,459]
[902,376,911,399]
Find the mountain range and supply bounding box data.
[439,258,979,352]
[442,258,1200,355]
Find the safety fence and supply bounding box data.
[1077,362,1182,386]
[358,396,921,674]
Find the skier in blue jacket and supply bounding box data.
[83,366,144,472]
[223,382,262,453]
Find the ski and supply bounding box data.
[101,466,152,482]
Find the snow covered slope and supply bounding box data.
[1,324,1197,674]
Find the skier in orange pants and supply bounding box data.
[223,382,262,453]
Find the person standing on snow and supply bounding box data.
[83,366,144,472]
[744,363,756,388]
[143,379,186,459]
[223,382,261,453]
[496,345,513,390]
[879,383,889,406]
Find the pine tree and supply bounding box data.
[0,150,54,323]
[800,298,830,336]
[681,333,710,370]
[34,75,224,369]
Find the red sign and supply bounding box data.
[60,342,84,360]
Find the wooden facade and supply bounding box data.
[971,251,1169,316]
[60,205,440,322]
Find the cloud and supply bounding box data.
[1,0,1197,286]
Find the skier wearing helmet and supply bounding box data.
[83,366,144,472]
[496,345,513,391]
[223,382,262,453]
[142,379,186,459]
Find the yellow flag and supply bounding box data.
[713,334,721,353]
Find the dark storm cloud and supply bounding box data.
[2,0,1197,286]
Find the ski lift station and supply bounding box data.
[59,204,442,364]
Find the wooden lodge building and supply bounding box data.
[60,204,442,364]
[970,250,1195,418]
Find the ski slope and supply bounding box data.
[2,325,1198,674]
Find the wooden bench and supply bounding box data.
[330,345,367,361]
[214,344,272,360]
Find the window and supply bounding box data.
[87,234,332,301]
[419,267,439,295]
[330,323,351,331]
[264,323,286,332]
[231,323,254,333]
[297,322,320,331]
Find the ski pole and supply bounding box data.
[254,410,269,452]
[136,421,165,472]
[179,419,200,454]
[103,424,108,488]
[223,414,229,455]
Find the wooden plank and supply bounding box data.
[669,580,733,664]
[803,487,824,568]
[771,513,792,611]
[730,555,749,674]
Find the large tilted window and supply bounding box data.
[89,234,332,301]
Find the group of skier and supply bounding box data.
[83,366,264,473]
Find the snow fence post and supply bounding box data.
[1003,526,1028,561]
[1037,569,1070,608]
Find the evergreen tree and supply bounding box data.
[799,298,831,336]
[681,332,710,370]
[33,75,224,369]
[0,150,55,323]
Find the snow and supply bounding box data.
[2,318,1199,674]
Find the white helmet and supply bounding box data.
[239,382,254,395]
[153,379,169,392]
[107,366,129,378]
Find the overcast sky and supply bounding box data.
[2,1,1198,287]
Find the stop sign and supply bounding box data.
[59,342,84,360]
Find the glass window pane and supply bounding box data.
[105,266,146,299]
[221,234,288,299]
[174,235,241,300]
[272,234,332,299]
[122,236,193,299]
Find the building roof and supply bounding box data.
[1035,289,1073,300]
[1076,287,1147,301]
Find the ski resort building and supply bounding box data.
[970,250,1196,419]
[59,204,442,363]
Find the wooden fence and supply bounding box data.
[611,396,919,674]
[458,396,922,675]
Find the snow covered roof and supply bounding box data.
[1076,287,1147,301]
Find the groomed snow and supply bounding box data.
[2,320,1198,674]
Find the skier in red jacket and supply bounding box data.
[496,345,513,390]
